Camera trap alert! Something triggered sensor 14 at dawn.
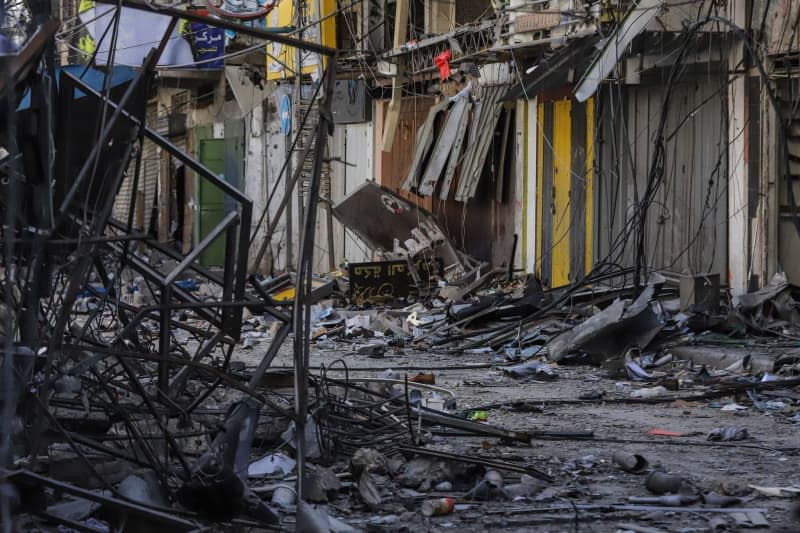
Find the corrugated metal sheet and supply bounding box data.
[400,99,449,192]
[171,134,187,242]
[143,113,166,233]
[112,163,135,224]
[397,85,509,202]
[417,96,469,196]
[595,80,728,276]
[777,78,800,283]
[376,96,436,212]
[454,84,508,201]
[438,99,471,200]
[375,94,516,266]
[113,102,163,231]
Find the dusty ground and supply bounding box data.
[239,338,800,533]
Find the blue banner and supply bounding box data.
[185,22,225,69]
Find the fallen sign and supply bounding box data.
[348,258,443,303]
[333,181,468,281]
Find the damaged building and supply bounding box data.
[2,0,800,532]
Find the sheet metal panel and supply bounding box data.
[455,85,508,201]
[375,96,437,212]
[113,102,161,230]
[534,97,594,287]
[417,97,469,196]
[755,0,800,55]
[439,100,471,200]
[400,99,449,192]
[777,80,800,283]
[332,181,466,276]
[551,100,571,287]
[574,0,662,102]
[585,98,594,274]
[538,102,553,282]
[595,80,728,276]
[570,100,588,282]
[329,122,373,264]
[144,111,168,233]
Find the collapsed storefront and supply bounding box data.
[2,0,800,531]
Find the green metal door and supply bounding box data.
[197,138,226,266]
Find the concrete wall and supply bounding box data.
[261,90,295,273]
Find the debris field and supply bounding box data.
[2,1,800,533]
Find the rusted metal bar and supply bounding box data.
[8,470,201,530]
[164,211,239,285]
[60,71,251,205]
[293,55,338,501]
[396,446,554,482]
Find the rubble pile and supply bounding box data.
[7,241,800,531]
[2,3,800,533]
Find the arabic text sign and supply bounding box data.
[348,259,441,303]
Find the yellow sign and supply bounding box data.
[270,286,297,302]
[77,0,97,57]
[266,0,336,80]
[268,278,330,302]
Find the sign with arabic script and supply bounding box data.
[182,21,225,68]
[348,259,442,303]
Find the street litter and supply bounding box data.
[720,403,749,412]
[248,453,297,477]
[631,386,669,399]
[612,451,649,473]
[707,427,750,442]
[421,497,455,516]
[645,471,686,495]
[748,485,800,498]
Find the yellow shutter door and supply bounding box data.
[535,97,593,287]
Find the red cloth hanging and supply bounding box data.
[434,50,452,80]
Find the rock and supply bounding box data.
[355,341,388,357]
[358,472,382,508]
[707,427,749,441]
[304,467,341,503]
[434,481,453,492]
[630,386,669,399]
[351,448,388,476]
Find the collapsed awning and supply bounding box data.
[399,82,511,203]
[502,36,602,101]
[574,0,664,102]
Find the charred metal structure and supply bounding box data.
[1,1,337,527]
